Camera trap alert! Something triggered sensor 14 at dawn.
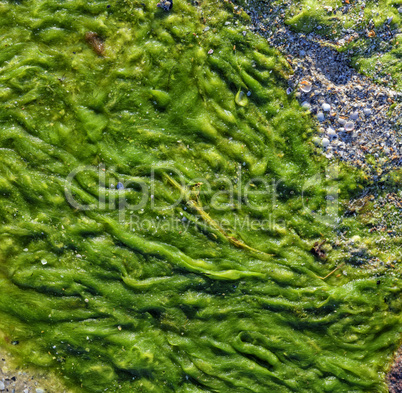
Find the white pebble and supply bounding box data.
[363,108,371,116]
[322,137,330,148]
[322,103,331,112]
[350,112,359,120]
[338,117,346,125]
[344,121,355,131]
[41,259,47,265]
[301,101,311,110]
[327,127,336,138]
[0,381,4,391]
[36,389,45,393]
[317,112,325,122]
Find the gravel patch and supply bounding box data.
[240,0,402,178]
[388,346,402,393]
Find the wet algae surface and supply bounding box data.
[0,0,401,392]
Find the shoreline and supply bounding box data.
[238,0,402,178]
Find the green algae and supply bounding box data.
[283,0,402,90]
[0,0,401,392]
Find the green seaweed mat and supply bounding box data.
[0,0,401,392]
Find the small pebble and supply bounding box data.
[300,80,312,93]
[116,182,124,190]
[36,389,45,393]
[286,87,293,95]
[322,137,330,148]
[327,127,337,138]
[399,6,402,14]
[350,112,359,120]
[338,117,346,126]
[317,112,325,122]
[363,108,372,116]
[345,121,355,132]
[0,381,4,391]
[246,91,251,97]
[301,101,311,110]
[322,103,331,112]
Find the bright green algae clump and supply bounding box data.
[0,0,401,392]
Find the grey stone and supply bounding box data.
[363,108,372,116]
[317,112,325,122]
[350,112,359,120]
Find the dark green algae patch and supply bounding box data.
[0,0,401,392]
